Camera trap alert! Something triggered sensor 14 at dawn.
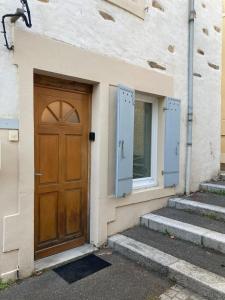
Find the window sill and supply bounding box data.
[111,185,176,209]
[133,178,157,190]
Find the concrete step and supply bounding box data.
[168,197,225,221]
[151,207,225,234]
[220,172,225,181]
[200,181,225,194]
[140,211,225,254]
[123,226,225,278]
[186,192,225,208]
[108,233,225,300]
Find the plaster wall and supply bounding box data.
[0,0,221,190]
[0,0,222,279]
[191,1,222,187]
[221,0,225,163]
[0,28,175,279]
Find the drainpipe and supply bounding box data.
[185,0,195,195]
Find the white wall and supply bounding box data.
[192,1,222,189]
[0,0,222,279]
[0,0,221,192]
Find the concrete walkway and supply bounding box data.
[0,249,173,300]
[159,285,206,300]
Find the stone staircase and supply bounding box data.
[108,181,225,300]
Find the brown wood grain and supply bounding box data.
[34,74,92,94]
[34,76,91,260]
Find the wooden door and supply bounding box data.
[34,75,91,260]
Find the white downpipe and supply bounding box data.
[185,0,195,195]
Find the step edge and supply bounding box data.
[140,214,225,254]
[168,198,225,215]
[200,183,225,190]
[108,234,225,300]
[141,213,211,235]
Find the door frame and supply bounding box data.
[34,74,92,259]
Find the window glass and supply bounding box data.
[41,101,80,124]
[66,110,80,123]
[41,108,58,123]
[133,101,152,179]
[48,101,60,118]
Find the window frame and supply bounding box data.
[133,93,158,190]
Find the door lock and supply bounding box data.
[89,132,95,142]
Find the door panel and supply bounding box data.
[39,134,59,185]
[65,135,81,181]
[39,192,59,243]
[65,189,82,236]
[34,76,91,259]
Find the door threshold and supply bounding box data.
[34,244,97,273]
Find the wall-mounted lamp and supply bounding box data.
[1,0,32,50]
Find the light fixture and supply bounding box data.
[1,0,32,50]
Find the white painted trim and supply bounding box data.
[133,177,157,189]
[133,93,158,190]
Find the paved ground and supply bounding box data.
[0,249,173,300]
[159,285,206,300]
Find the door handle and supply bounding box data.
[175,142,180,156]
[119,140,126,159]
[35,172,43,176]
[121,140,125,159]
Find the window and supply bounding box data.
[133,94,158,189]
[105,0,145,19]
[41,101,80,124]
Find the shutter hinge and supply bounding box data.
[161,170,164,175]
[163,107,169,111]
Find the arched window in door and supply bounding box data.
[41,101,80,124]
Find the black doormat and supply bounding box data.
[54,254,111,284]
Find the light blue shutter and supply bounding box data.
[164,98,181,187]
[115,85,135,198]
